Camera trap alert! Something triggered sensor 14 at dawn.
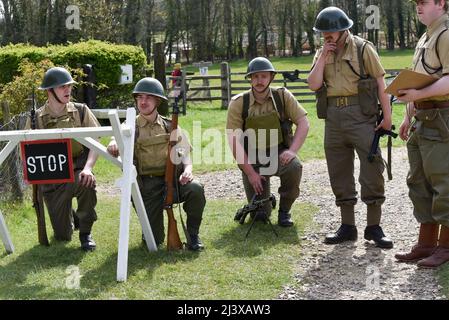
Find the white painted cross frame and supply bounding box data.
[0,108,156,282]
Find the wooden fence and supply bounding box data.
[165,62,402,113]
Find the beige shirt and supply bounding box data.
[226,87,307,131]
[134,114,192,161]
[412,14,449,101]
[25,102,100,129]
[312,33,385,97]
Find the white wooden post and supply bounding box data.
[0,109,157,282]
[0,210,14,254]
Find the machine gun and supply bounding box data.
[234,194,278,239]
[367,106,398,181]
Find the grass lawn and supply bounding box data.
[2,51,448,299]
[0,198,316,299]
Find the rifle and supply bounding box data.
[367,107,398,181]
[30,89,49,246]
[163,94,183,250]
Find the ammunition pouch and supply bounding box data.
[280,119,293,148]
[315,85,328,119]
[358,77,379,116]
[415,108,449,141]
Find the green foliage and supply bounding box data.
[0,59,85,118]
[0,44,48,85]
[0,40,149,113]
[0,59,52,117]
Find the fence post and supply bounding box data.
[221,62,231,109]
[153,42,169,116]
[181,70,187,115]
[1,102,23,202]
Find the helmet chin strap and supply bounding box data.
[251,73,275,97]
[50,88,64,104]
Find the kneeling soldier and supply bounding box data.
[107,78,206,250]
[227,57,310,227]
[25,67,100,251]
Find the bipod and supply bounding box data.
[235,194,278,240]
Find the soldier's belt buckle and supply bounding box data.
[337,97,348,107]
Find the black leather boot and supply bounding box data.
[278,210,294,227]
[79,233,96,251]
[324,224,358,244]
[364,225,393,249]
[188,234,204,251]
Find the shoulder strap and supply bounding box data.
[73,103,86,126]
[435,28,448,67]
[347,36,368,79]
[161,116,172,133]
[420,28,448,74]
[242,92,250,129]
[271,88,286,121]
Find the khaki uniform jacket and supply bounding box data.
[226,87,307,131]
[25,101,100,130]
[312,33,385,97]
[412,14,449,102]
[134,114,192,176]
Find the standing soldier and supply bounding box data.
[395,0,449,268]
[307,7,393,248]
[107,77,206,251]
[25,67,100,251]
[226,57,309,227]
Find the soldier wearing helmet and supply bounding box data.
[395,0,449,268]
[107,77,206,251]
[226,57,310,227]
[307,7,393,248]
[25,66,100,251]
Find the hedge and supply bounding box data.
[0,40,149,108]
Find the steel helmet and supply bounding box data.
[313,6,354,33]
[132,77,168,101]
[246,57,276,78]
[39,67,77,90]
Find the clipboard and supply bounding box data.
[385,69,437,96]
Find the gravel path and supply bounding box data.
[98,146,447,300]
[194,147,447,300]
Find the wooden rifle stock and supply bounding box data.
[30,89,49,246]
[33,184,49,246]
[164,95,183,250]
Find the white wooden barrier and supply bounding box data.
[0,109,155,282]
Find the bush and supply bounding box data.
[0,40,149,113]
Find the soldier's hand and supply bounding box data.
[397,89,420,103]
[321,41,337,58]
[399,117,411,141]
[279,150,296,166]
[79,169,96,189]
[375,117,392,131]
[248,172,266,195]
[107,141,120,158]
[179,170,193,185]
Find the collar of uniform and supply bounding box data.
[39,101,74,117]
[427,14,449,38]
[248,88,277,109]
[136,113,164,128]
[341,32,358,62]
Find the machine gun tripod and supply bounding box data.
[234,193,278,239]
